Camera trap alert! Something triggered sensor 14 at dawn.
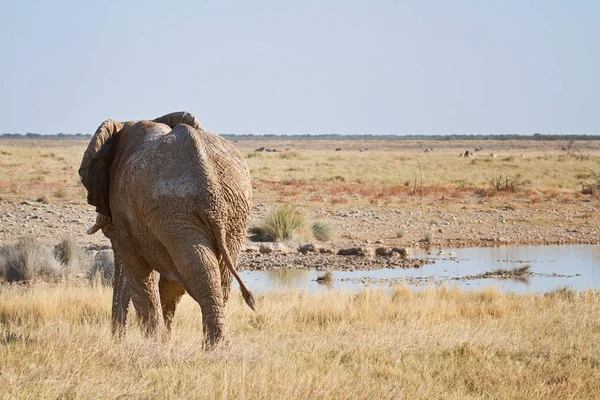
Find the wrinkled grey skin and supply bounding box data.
[87,215,133,338]
[80,112,254,346]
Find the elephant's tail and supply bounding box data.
[210,223,255,311]
[218,239,255,311]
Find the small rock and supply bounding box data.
[242,243,260,252]
[375,247,393,257]
[259,242,291,254]
[337,247,373,257]
[259,244,274,254]
[298,243,317,254]
[391,247,410,258]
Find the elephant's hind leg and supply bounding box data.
[168,236,226,347]
[120,252,164,338]
[158,276,186,334]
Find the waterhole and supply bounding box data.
[239,245,600,294]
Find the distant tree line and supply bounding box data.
[0,133,92,139]
[221,133,600,141]
[2,132,599,141]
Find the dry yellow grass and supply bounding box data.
[0,142,86,202]
[2,139,599,206]
[1,283,599,398]
[245,150,600,192]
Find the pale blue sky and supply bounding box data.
[1,1,598,135]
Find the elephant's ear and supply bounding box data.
[152,111,204,130]
[79,120,123,218]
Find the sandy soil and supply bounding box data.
[1,195,597,249]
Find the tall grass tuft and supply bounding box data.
[311,221,334,241]
[0,237,62,282]
[254,205,306,241]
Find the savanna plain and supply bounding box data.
[1,138,600,398]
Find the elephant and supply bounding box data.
[79,111,254,346]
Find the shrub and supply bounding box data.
[312,221,334,241]
[580,171,600,195]
[0,237,62,282]
[327,175,346,182]
[420,229,434,244]
[489,174,523,192]
[54,236,92,278]
[88,250,115,286]
[54,187,66,198]
[254,205,306,241]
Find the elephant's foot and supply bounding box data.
[201,306,227,350]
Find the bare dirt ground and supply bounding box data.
[2,196,596,249]
[1,138,599,271]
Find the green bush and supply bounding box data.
[255,205,306,241]
[311,221,334,241]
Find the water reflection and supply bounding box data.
[239,245,600,294]
[264,269,312,287]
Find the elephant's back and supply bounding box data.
[172,125,252,203]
